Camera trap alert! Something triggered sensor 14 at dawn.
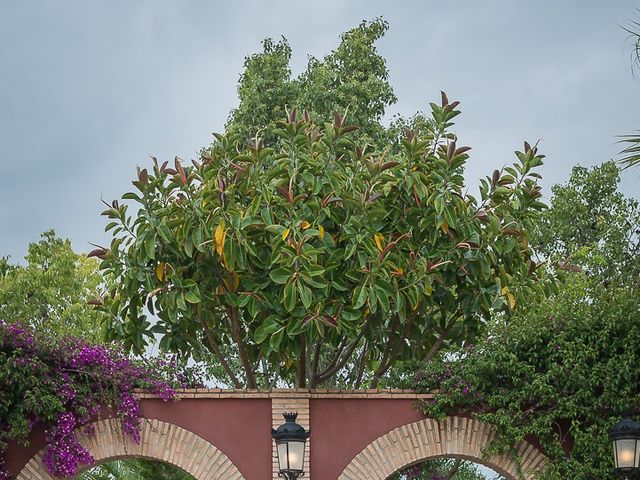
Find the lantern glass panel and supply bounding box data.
[614,438,638,468]
[289,440,304,472]
[287,440,305,471]
[277,442,289,471]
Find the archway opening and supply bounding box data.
[389,458,505,480]
[76,457,195,480]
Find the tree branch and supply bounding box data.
[202,321,243,388]
[309,337,323,387]
[446,458,462,479]
[312,336,348,387]
[315,317,372,385]
[370,312,419,388]
[354,340,369,389]
[423,311,462,363]
[297,336,307,388]
[228,306,257,388]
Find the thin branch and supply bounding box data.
[313,336,348,385]
[354,340,368,389]
[446,458,462,480]
[297,336,307,388]
[370,312,419,387]
[202,321,242,388]
[227,306,257,388]
[315,317,372,385]
[309,337,323,387]
[423,311,462,363]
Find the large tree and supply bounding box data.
[0,230,106,341]
[97,91,547,389]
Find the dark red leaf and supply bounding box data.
[441,91,449,106]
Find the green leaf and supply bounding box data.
[341,308,361,322]
[269,268,291,284]
[444,205,457,229]
[434,195,445,215]
[145,233,156,260]
[305,264,325,277]
[283,281,297,312]
[375,285,390,312]
[298,283,312,309]
[352,285,368,309]
[301,274,328,289]
[223,236,236,272]
[184,286,201,304]
[270,328,285,350]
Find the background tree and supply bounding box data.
[98,93,547,389]
[391,458,503,480]
[226,18,396,146]
[0,230,106,341]
[78,459,194,480]
[534,161,640,282]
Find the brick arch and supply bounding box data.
[16,418,245,480]
[338,416,547,480]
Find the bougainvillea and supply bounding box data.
[0,321,201,479]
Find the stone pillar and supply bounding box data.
[271,390,311,480]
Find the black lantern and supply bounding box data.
[271,412,310,480]
[610,412,640,479]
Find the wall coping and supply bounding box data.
[133,388,436,399]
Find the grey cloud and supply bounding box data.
[1,0,639,261]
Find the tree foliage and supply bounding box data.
[227,18,396,146]
[78,459,194,480]
[98,93,547,389]
[0,230,106,342]
[534,161,640,282]
[401,162,640,480]
[391,458,503,480]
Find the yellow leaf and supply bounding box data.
[319,225,325,239]
[214,220,226,257]
[440,220,449,234]
[391,267,404,276]
[301,220,311,230]
[374,233,385,252]
[281,228,290,241]
[501,286,509,295]
[232,272,240,292]
[155,262,165,281]
[507,292,516,309]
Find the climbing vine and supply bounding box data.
[399,274,639,479]
[0,321,203,479]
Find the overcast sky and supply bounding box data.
[1,0,640,261]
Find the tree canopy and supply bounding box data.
[226,18,396,146]
[534,161,640,282]
[0,230,106,342]
[97,92,547,389]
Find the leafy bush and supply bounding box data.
[406,274,639,479]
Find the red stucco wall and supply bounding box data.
[310,398,426,479]
[6,398,272,480]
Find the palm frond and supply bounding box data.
[617,132,640,169]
